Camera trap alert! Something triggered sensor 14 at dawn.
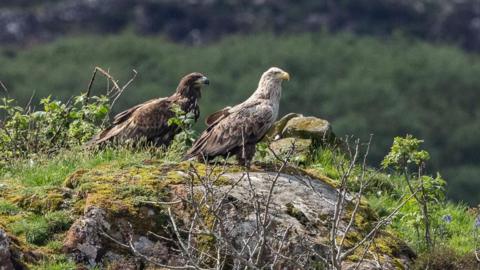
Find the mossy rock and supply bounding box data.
[0,157,414,269]
[264,113,303,140]
[282,116,333,143]
[269,137,313,163]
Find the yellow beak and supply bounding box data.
[280,71,290,81]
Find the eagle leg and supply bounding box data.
[236,143,256,168]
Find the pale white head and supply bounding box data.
[260,67,290,83]
[254,67,290,101]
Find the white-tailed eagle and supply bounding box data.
[86,72,209,147]
[185,67,289,166]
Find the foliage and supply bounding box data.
[309,137,479,266]
[0,93,109,166]
[167,103,198,154]
[381,135,430,170]
[0,199,20,215]
[382,135,443,250]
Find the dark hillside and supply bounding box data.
[2,0,480,51]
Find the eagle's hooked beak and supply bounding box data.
[196,76,210,86]
[279,71,290,81]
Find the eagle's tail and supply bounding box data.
[84,123,126,148]
[183,132,210,161]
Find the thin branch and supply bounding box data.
[84,67,98,105]
[0,81,8,95]
[137,199,182,205]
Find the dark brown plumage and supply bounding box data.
[185,67,290,166]
[86,72,209,147]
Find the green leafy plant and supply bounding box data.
[382,135,446,250]
[167,104,197,154]
[0,93,109,167]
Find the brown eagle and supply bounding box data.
[184,67,290,166]
[86,72,209,147]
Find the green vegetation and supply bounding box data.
[0,94,109,166]
[310,153,477,269]
[382,135,442,250]
[1,32,478,204]
[31,255,77,270]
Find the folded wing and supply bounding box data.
[86,98,175,146]
[186,101,273,159]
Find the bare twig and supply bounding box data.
[137,199,182,205]
[84,67,98,105]
[0,81,8,95]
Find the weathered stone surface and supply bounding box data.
[264,113,303,141]
[268,137,313,163]
[63,207,110,265]
[178,171,413,270]
[266,114,335,145]
[282,116,333,142]
[0,229,14,270]
[265,115,337,162]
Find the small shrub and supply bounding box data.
[0,93,109,166]
[382,135,444,250]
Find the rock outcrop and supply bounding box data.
[0,229,38,270]
[56,163,413,269]
[0,114,415,269]
[265,113,338,163]
[0,229,15,270]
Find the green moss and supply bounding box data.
[197,233,216,252]
[346,254,361,262]
[44,211,73,233]
[0,200,20,215]
[393,258,406,270]
[8,211,73,246]
[373,236,394,255]
[63,169,89,188]
[10,187,66,214]
[45,240,63,253]
[285,202,309,225]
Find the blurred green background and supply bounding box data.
[0,0,479,204]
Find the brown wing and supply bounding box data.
[86,98,176,146]
[205,106,231,126]
[185,101,273,159]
